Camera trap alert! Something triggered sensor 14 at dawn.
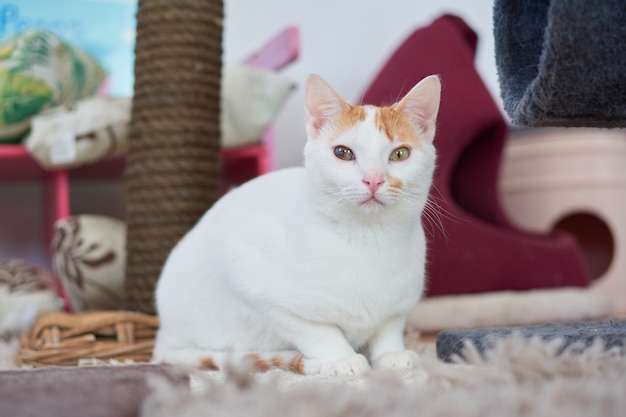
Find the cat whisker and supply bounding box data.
[428,185,463,224]
[392,192,443,238]
[320,187,370,211]
[396,188,451,241]
[422,202,448,242]
[319,193,345,211]
[421,188,467,243]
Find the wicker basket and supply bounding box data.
[18,311,159,368]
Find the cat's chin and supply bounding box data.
[354,196,389,215]
[360,196,385,208]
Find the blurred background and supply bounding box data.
[0,0,498,265]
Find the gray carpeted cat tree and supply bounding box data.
[494,0,626,128]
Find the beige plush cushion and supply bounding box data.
[52,215,126,311]
[24,65,295,169]
[221,65,296,148]
[25,96,130,169]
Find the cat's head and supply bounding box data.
[303,74,440,220]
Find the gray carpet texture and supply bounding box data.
[494,0,626,128]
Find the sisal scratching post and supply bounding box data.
[125,0,223,313]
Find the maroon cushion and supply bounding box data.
[361,15,589,296]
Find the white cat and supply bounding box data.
[153,73,441,376]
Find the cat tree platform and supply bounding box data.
[436,318,626,362]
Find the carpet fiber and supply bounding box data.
[1,332,625,417]
[144,336,626,417]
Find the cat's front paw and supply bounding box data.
[372,350,420,371]
[307,354,371,376]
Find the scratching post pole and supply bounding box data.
[125,0,223,313]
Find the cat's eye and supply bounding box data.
[390,147,410,161]
[334,146,355,161]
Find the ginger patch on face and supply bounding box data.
[386,174,403,190]
[375,106,422,147]
[328,105,367,142]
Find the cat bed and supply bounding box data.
[360,14,589,296]
[18,310,159,367]
[494,0,626,128]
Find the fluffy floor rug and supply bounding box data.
[2,331,625,417]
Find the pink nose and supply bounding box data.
[362,175,385,193]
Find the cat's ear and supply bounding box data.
[395,75,441,143]
[304,74,348,140]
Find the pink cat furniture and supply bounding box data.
[499,128,626,316]
[360,15,589,296]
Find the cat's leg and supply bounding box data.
[272,314,370,376]
[299,330,370,376]
[368,315,420,371]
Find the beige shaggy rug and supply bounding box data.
[141,335,626,417]
[2,332,626,417]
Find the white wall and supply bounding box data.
[224,0,499,169]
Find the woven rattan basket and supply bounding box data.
[18,311,159,368]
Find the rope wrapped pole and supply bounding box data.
[125,0,223,313]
